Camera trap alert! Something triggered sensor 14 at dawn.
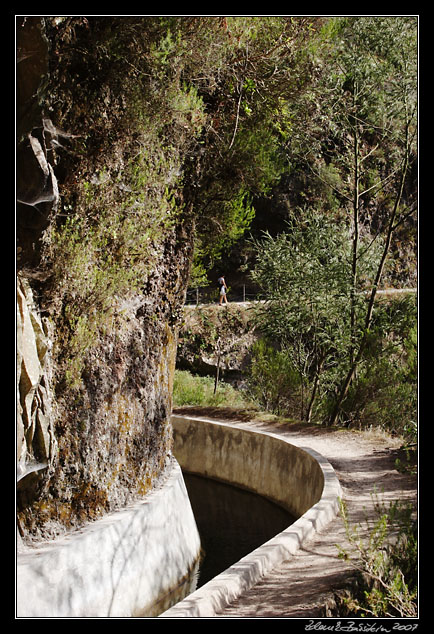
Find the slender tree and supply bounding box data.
[280,17,417,425]
[250,17,417,426]
[250,211,382,422]
[324,17,417,425]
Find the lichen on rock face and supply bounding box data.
[17,15,299,541]
[16,17,195,542]
[17,225,190,541]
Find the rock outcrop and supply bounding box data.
[17,276,56,503]
[16,17,194,542]
[177,304,259,383]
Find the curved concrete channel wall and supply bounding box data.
[160,415,342,618]
[16,459,201,618]
[16,415,342,618]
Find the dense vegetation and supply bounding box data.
[34,16,328,388]
[168,18,417,618]
[174,16,417,434]
[31,17,416,416]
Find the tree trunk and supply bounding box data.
[306,355,324,423]
[214,349,221,394]
[328,142,410,427]
[350,122,360,368]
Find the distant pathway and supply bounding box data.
[174,408,417,618]
[185,287,417,309]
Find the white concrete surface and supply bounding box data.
[160,416,342,618]
[16,416,342,618]
[16,459,201,618]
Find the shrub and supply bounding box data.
[337,299,417,438]
[338,494,417,618]
[246,339,302,416]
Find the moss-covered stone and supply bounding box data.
[16,17,194,541]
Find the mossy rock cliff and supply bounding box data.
[16,15,295,541]
[16,17,194,541]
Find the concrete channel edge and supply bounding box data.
[160,416,343,618]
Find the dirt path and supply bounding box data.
[174,407,417,618]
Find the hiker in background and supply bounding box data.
[218,275,228,305]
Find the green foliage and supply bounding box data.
[173,369,246,408]
[249,211,416,431]
[189,247,211,289]
[337,296,417,436]
[192,188,256,283]
[43,17,324,384]
[250,211,371,416]
[39,16,417,410]
[281,16,417,278]
[338,494,417,618]
[173,16,322,280]
[246,340,301,416]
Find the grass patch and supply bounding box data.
[173,369,248,409]
[172,369,303,428]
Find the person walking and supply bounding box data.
[218,275,228,305]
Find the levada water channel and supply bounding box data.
[154,472,296,615]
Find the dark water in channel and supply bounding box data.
[183,472,296,588]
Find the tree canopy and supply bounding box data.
[36,16,417,417]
